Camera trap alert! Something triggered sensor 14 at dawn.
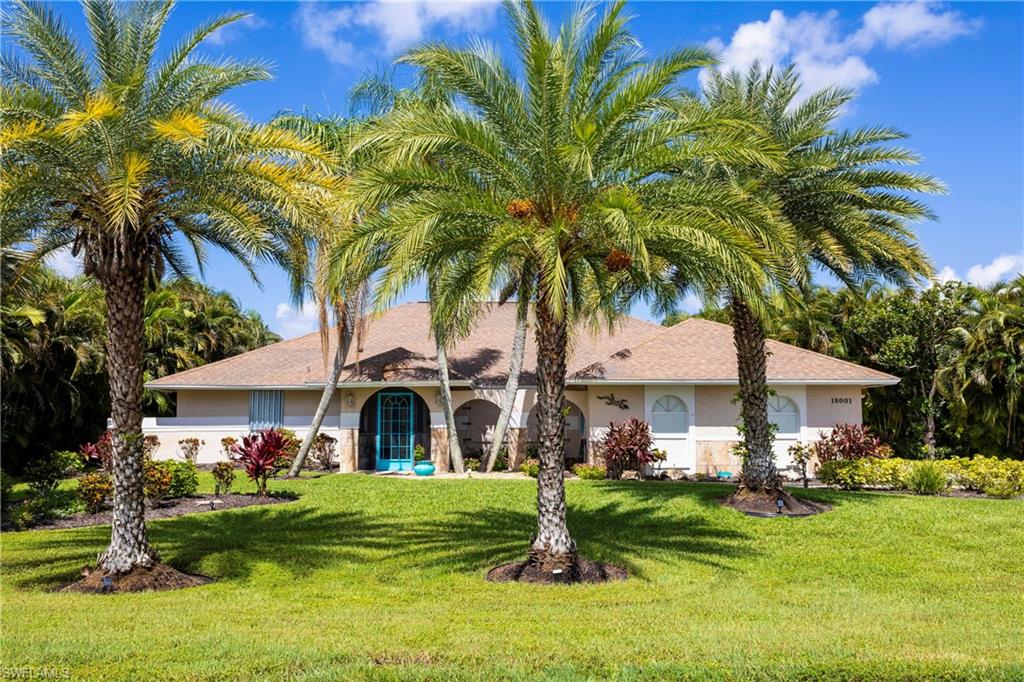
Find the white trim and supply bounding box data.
[146,380,473,391]
[569,378,898,387]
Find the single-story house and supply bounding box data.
[144,302,897,477]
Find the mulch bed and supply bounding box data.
[59,563,212,594]
[486,557,628,584]
[25,493,294,531]
[723,488,831,517]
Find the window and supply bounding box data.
[768,395,800,435]
[651,395,688,433]
[249,390,283,431]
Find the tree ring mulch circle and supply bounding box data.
[486,556,627,584]
[59,562,213,594]
[722,489,831,517]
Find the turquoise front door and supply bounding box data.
[376,390,414,471]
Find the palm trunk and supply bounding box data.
[97,268,159,573]
[437,340,465,473]
[731,297,780,493]
[529,292,576,574]
[289,295,358,476]
[923,378,938,459]
[482,312,527,472]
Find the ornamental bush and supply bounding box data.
[814,424,885,462]
[25,450,82,498]
[572,463,607,480]
[600,418,658,479]
[167,460,199,498]
[231,431,287,496]
[77,472,113,513]
[905,461,950,495]
[143,460,173,504]
[465,457,481,472]
[80,431,113,471]
[212,461,236,495]
[178,437,204,463]
[310,433,337,470]
[943,456,1024,499]
[520,458,540,478]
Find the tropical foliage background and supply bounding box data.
[1,257,278,472]
[663,276,1024,459]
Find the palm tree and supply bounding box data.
[939,276,1024,455]
[698,66,941,505]
[338,0,778,578]
[1,0,333,576]
[267,112,367,477]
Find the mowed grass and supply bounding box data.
[1,475,1022,681]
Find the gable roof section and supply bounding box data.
[147,303,897,389]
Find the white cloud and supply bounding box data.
[206,13,269,47]
[934,253,1024,287]
[275,302,320,338]
[852,2,982,51]
[965,253,1024,287]
[707,2,980,96]
[46,246,81,277]
[295,0,499,66]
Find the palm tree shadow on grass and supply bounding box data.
[7,505,391,589]
[600,480,864,512]
[389,501,755,580]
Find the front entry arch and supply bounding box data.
[358,389,431,471]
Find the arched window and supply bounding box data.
[768,395,800,435]
[651,395,688,433]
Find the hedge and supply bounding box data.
[818,456,1024,498]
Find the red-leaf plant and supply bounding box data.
[230,430,287,496]
[600,418,658,479]
[814,423,885,463]
[80,431,113,471]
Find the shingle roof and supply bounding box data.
[147,303,897,389]
[571,317,897,384]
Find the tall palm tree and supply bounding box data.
[939,276,1024,454]
[1,0,333,575]
[698,66,940,505]
[338,0,778,579]
[267,112,368,477]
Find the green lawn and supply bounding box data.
[2,475,1022,681]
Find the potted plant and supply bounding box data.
[412,444,435,477]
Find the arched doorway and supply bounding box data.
[527,400,586,464]
[358,389,431,471]
[454,399,501,459]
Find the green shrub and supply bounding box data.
[310,433,337,470]
[520,458,539,478]
[905,461,949,495]
[572,463,606,480]
[5,502,34,530]
[818,458,910,489]
[167,460,199,498]
[77,472,113,513]
[24,450,82,498]
[212,461,236,495]
[943,456,1024,499]
[464,457,481,472]
[1,470,14,512]
[492,448,509,472]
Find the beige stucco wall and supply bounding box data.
[695,385,740,428]
[176,390,249,419]
[806,385,863,431]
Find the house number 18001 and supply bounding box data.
[831,397,853,404]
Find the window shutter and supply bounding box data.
[249,390,284,431]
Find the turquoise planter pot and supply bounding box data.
[413,462,435,477]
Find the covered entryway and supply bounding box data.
[454,399,501,458]
[358,389,431,471]
[527,400,586,464]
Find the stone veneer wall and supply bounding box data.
[695,441,741,476]
[430,427,450,471]
[337,427,358,472]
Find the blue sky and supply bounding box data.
[46,1,1024,337]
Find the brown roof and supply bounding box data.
[147,303,896,389]
[571,317,897,384]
